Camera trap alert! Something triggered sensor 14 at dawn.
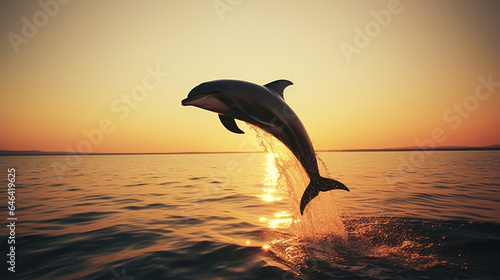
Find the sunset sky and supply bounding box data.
[1,0,499,153]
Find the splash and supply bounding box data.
[251,126,345,237]
[249,125,443,275]
[249,125,346,267]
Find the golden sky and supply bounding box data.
[1,0,499,153]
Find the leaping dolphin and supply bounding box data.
[181,79,349,215]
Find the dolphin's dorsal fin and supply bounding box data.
[264,79,293,99]
[219,114,244,134]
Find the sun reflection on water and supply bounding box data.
[259,152,283,202]
[268,211,296,228]
[258,150,300,230]
[263,152,279,186]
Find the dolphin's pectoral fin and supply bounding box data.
[232,105,276,127]
[264,80,293,99]
[219,114,244,134]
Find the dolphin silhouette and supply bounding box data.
[181,79,349,215]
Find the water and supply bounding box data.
[0,139,499,279]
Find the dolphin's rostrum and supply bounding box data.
[182,79,349,215]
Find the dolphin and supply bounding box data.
[181,79,349,215]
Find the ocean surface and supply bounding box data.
[1,139,499,279]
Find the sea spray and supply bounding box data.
[248,125,444,274]
[249,125,347,268]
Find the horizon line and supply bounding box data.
[1,144,499,156]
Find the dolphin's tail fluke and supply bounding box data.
[300,177,349,215]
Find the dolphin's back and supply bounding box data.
[251,92,320,176]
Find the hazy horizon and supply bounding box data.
[1,0,499,153]
[1,143,499,156]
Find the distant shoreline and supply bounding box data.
[1,145,499,156]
